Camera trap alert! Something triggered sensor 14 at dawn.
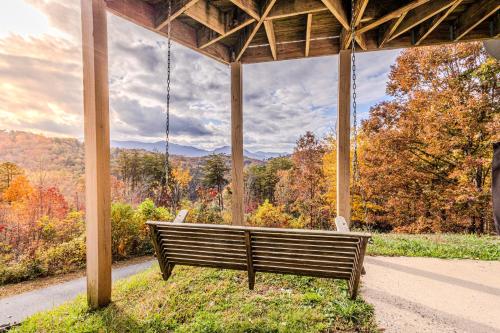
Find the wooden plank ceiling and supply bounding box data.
[105,0,500,64]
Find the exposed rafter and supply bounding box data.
[320,0,349,30]
[379,12,407,48]
[389,0,456,42]
[105,0,230,64]
[305,13,313,57]
[185,0,226,35]
[357,0,430,34]
[264,21,277,60]
[415,0,464,45]
[106,0,500,65]
[198,18,255,49]
[267,0,327,20]
[341,0,369,50]
[155,0,200,31]
[235,0,277,62]
[353,0,370,27]
[454,0,500,41]
[229,0,260,20]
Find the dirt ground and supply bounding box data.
[362,256,500,333]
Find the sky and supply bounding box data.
[0,0,402,153]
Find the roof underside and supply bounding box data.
[105,0,500,64]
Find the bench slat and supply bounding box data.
[254,265,352,279]
[164,244,246,254]
[253,255,355,267]
[169,259,246,270]
[252,247,357,260]
[166,247,246,258]
[252,241,358,252]
[253,259,354,272]
[252,237,359,247]
[251,232,362,242]
[156,228,245,238]
[167,253,246,264]
[160,239,246,250]
[158,232,244,243]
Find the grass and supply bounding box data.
[368,233,500,260]
[12,265,377,333]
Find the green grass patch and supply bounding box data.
[12,265,377,333]
[368,233,500,260]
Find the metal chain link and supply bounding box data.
[351,0,359,185]
[164,0,172,190]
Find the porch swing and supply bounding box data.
[147,0,371,299]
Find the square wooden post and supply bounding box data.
[231,62,244,226]
[337,50,351,224]
[81,0,112,308]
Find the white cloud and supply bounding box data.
[0,0,401,153]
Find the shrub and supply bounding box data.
[187,203,224,225]
[111,202,143,259]
[0,255,44,284]
[39,237,86,275]
[249,200,297,228]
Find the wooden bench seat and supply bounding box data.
[147,221,371,298]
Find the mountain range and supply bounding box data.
[111,140,286,161]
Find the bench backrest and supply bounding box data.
[147,222,370,298]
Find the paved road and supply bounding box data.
[362,256,500,333]
[0,260,155,327]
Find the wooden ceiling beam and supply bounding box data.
[235,0,277,62]
[340,28,368,50]
[342,0,369,50]
[305,13,313,57]
[390,0,456,41]
[320,0,350,30]
[266,0,327,20]
[415,0,463,46]
[155,0,200,31]
[229,0,260,21]
[185,0,226,35]
[357,0,430,34]
[379,12,407,48]
[198,18,255,49]
[454,0,500,41]
[105,0,230,63]
[353,0,370,27]
[263,21,277,60]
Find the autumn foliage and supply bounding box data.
[359,43,498,233]
[0,42,497,287]
[246,43,498,234]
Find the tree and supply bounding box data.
[289,132,329,228]
[171,163,192,210]
[248,200,296,228]
[0,163,24,195]
[202,154,229,210]
[2,175,33,203]
[360,42,499,233]
[246,157,293,206]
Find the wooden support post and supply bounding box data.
[337,50,351,225]
[231,62,244,226]
[81,0,112,309]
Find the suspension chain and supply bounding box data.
[351,0,359,184]
[164,0,172,189]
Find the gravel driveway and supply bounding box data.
[362,256,500,333]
